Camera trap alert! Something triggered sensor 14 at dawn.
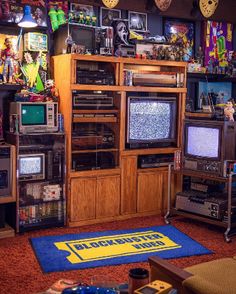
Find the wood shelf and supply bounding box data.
[73,116,117,123]
[171,208,236,228]
[69,168,121,178]
[121,147,180,156]
[173,169,230,182]
[187,72,236,82]
[53,53,187,228]
[122,86,187,93]
[72,148,119,154]
[73,109,119,114]
[71,84,121,91]
[0,224,15,239]
[185,111,214,118]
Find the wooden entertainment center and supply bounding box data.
[53,54,187,227]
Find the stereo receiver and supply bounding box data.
[72,91,114,109]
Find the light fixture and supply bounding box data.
[18,5,37,28]
[102,0,119,9]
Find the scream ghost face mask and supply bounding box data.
[116,21,129,45]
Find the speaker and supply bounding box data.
[0,205,5,228]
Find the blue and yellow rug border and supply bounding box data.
[30,225,212,273]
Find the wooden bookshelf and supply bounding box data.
[53,54,187,227]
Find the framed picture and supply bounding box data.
[198,81,232,108]
[70,3,94,17]
[100,7,121,27]
[128,11,147,32]
[163,18,194,62]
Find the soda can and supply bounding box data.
[58,113,64,132]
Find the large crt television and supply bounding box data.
[10,102,58,133]
[183,119,236,176]
[126,96,177,148]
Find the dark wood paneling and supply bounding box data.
[75,0,236,23]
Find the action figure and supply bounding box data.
[224,100,235,121]
[196,46,204,66]
[1,38,18,83]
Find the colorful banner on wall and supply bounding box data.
[203,20,233,68]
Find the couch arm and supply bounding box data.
[148,256,193,293]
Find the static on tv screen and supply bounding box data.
[20,157,42,175]
[187,126,219,158]
[129,101,172,141]
[21,105,46,125]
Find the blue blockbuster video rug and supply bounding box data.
[30,225,212,273]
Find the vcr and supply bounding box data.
[72,91,114,109]
[138,153,174,168]
[77,69,115,85]
[175,191,229,220]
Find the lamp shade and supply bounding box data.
[18,5,37,28]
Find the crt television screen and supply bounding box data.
[186,126,220,158]
[19,156,42,175]
[21,105,46,125]
[128,99,175,142]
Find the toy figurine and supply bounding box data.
[85,15,91,26]
[48,6,59,31]
[196,46,204,66]
[91,15,97,26]
[1,38,18,83]
[78,11,85,24]
[57,5,66,26]
[65,34,74,53]
[224,100,235,121]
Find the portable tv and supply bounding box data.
[10,102,58,133]
[127,96,177,148]
[184,119,236,176]
[19,153,45,181]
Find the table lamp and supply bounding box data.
[18,5,37,28]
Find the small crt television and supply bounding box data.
[184,119,236,176]
[127,96,177,148]
[10,102,58,133]
[19,153,45,181]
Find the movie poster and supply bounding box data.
[203,21,233,68]
[164,19,194,62]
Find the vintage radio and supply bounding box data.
[76,69,115,85]
[132,72,177,87]
[72,91,114,109]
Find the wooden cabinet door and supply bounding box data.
[70,177,96,222]
[137,171,164,213]
[121,156,137,214]
[96,175,120,218]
